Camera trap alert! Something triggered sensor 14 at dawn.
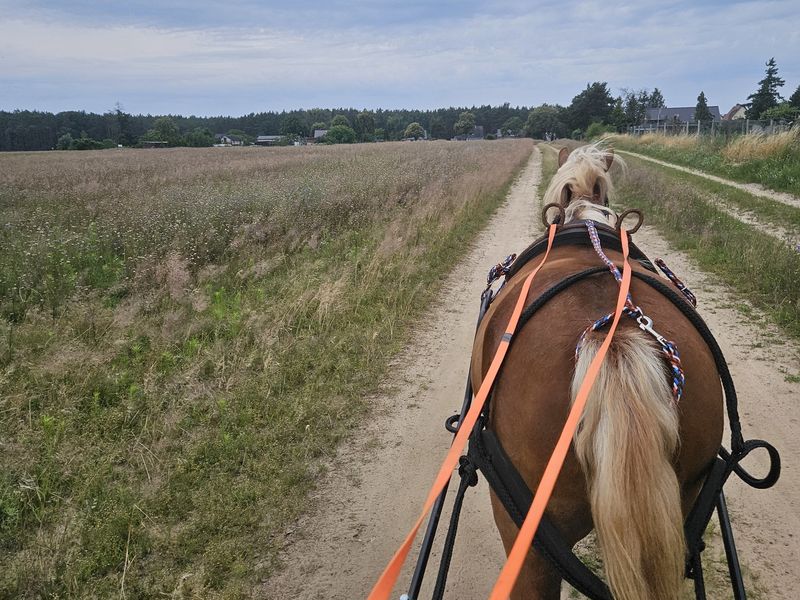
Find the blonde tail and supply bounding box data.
[572,329,684,600]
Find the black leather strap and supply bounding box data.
[468,428,612,599]
[506,221,657,279]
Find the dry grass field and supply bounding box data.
[0,140,532,598]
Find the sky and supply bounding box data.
[1,0,799,117]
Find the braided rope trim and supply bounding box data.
[578,221,684,404]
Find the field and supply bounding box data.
[608,128,800,196]
[0,140,533,598]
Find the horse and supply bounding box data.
[470,144,724,599]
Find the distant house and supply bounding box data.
[644,106,722,126]
[255,135,282,146]
[452,125,485,141]
[723,104,748,120]
[312,129,328,141]
[215,134,244,146]
[140,140,168,148]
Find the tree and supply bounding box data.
[789,84,800,109]
[403,122,425,140]
[586,121,615,140]
[747,57,785,119]
[185,127,214,147]
[524,105,566,139]
[56,132,74,150]
[760,103,800,121]
[331,114,351,128]
[648,88,666,108]
[429,115,447,139]
[324,124,356,144]
[146,116,181,146]
[695,91,712,123]
[374,127,386,141]
[355,111,375,141]
[114,103,135,146]
[609,97,626,130]
[621,88,650,126]
[565,82,615,131]
[501,116,524,136]
[281,114,306,137]
[310,121,327,134]
[454,111,476,136]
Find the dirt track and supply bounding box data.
[261,147,799,599]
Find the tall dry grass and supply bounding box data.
[0,140,533,598]
[721,125,800,163]
[635,132,701,151]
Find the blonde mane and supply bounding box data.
[542,143,626,225]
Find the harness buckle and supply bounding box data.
[636,314,668,346]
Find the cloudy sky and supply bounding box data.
[2,0,799,116]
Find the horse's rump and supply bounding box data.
[471,242,724,599]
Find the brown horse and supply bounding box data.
[471,144,724,599]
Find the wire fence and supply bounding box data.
[627,119,795,138]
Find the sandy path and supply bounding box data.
[261,148,799,599]
[617,149,800,210]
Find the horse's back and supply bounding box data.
[471,244,723,527]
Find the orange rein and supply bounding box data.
[489,227,632,599]
[368,224,633,599]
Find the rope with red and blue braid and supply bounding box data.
[485,253,517,290]
[655,258,697,307]
[577,221,685,404]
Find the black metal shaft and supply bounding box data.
[717,490,746,600]
[691,552,706,600]
[406,290,493,599]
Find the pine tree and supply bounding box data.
[695,91,712,122]
[789,84,800,109]
[649,88,666,108]
[747,58,785,119]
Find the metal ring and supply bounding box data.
[616,208,644,234]
[541,203,565,228]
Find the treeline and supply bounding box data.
[0,104,533,151]
[523,59,800,140]
[5,58,798,152]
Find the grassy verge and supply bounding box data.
[617,153,800,339]
[620,155,800,236]
[537,143,558,204]
[609,130,800,196]
[0,141,533,598]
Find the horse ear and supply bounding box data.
[558,147,569,167]
[604,149,614,172]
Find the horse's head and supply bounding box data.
[542,143,623,227]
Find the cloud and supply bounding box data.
[1,0,798,115]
